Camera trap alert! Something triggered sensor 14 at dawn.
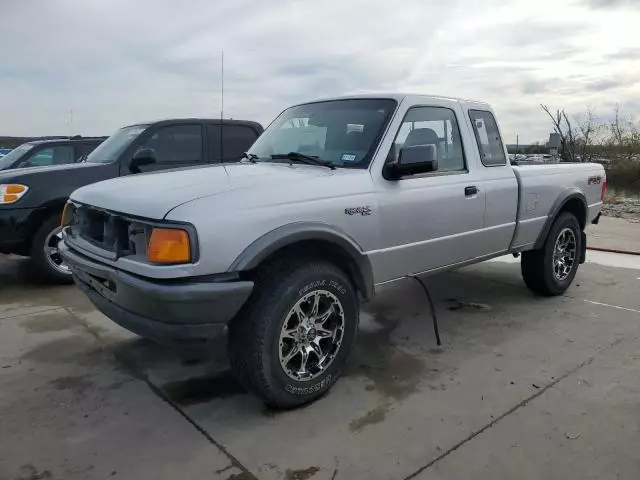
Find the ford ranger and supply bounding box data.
[59,95,605,408]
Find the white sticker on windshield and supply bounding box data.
[341,153,357,163]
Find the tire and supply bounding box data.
[521,212,582,296]
[29,214,73,284]
[228,258,359,408]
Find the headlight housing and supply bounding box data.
[0,184,29,204]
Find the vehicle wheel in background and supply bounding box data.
[29,214,73,284]
[521,212,582,296]
[228,258,358,408]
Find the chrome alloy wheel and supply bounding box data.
[552,227,577,281]
[44,226,70,275]
[278,289,345,381]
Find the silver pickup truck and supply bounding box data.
[60,94,605,407]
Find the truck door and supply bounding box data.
[130,124,205,173]
[372,103,487,282]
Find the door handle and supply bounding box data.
[465,186,479,196]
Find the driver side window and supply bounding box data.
[139,125,203,164]
[21,145,74,167]
[389,107,466,173]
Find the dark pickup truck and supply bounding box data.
[0,118,263,282]
[0,137,106,171]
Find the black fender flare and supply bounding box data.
[228,222,375,300]
[534,189,588,249]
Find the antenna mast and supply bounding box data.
[220,50,224,121]
[220,50,225,161]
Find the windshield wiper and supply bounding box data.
[242,152,258,163]
[271,152,335,170]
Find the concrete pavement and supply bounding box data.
[1,252,639,480]
[587,216,640,254]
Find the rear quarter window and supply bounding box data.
[469,110,507,167]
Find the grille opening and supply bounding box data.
[84,210,108,244]
[75,206,135,257]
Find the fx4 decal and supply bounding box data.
[588,175,602,185]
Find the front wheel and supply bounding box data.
[29,214,73,284]
[228,259,358,408]
[521,212,582,296]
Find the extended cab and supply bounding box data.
[0,118,262,282]
[60,95,605,408]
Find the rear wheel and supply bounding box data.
[29,214,73,284]
[228,258,358,408]
[521,212,581,296]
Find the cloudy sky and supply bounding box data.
[1,0,639,142]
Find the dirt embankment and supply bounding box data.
[602,196,640,221]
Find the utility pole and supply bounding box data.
[69,109,74,137]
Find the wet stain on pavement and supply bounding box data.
[346,308,427,401]
[284,466,320,480]
[226,472,257,480]
[344,305,442,432]
[446,299,492,312]
[349,403,391,433]
[48,375,95,395]
[12,464,55,480]
[20,335,102,365]
[21,310,80,333]
[162,370,245,405]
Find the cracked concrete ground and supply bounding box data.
[0,253,639,480]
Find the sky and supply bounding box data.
[1,0,639,143]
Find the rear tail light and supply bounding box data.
[601,177,607,201]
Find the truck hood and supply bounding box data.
[0,161,103,181]
[70,162,345,219]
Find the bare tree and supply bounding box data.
[611,104,624,147]
[606,104,640,162]
[576,108,599,162]
[541,104,578,162]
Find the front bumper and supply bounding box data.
[60,241,253,342]
[0,207,38,254]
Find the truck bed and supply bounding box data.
[511,163,605,250]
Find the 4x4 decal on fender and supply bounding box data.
[344,206,372,216]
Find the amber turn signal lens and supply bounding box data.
[147,228,191,264]
[61,202,73,227]
[0,183,29,204]
[5,185,25,194]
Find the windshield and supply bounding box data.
[248,98,397,168]
[86,125,147,164]
[0,143,33,170]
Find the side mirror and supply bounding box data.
[383,144,438,180]
[130,148,156,174]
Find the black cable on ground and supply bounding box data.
[408,275,442,346]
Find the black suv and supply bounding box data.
[0,118,263,282]
[0,137,106,171]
